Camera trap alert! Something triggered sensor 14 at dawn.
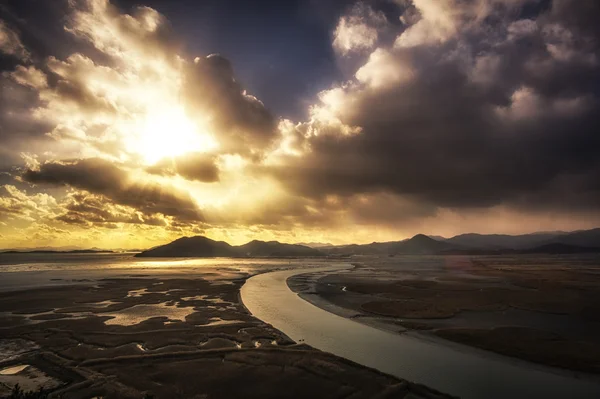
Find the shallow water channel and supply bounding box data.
[241,265,600,399]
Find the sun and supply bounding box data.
[132,106,218,164]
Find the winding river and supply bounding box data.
[241,265,600,399]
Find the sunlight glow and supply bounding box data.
[130,106,218,164]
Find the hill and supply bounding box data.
[392,234,458,254]
[135,236,323,258]
[323,234,459,256]
[442,229,600,250]
[549,228,600,248]
[444,232,567,249]
[135,236,237,257]
[320,229,600,256]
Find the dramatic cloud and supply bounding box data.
[22,158,203,221]
[0,75,53,166]
[56,191,169,227]
[183,54,277,156]
[0,20,30,60]
[66,0,178,64]
[333,3,387,55]
[0,185,59,222]
[146,153,220,183]
[267,0,600,217]
[1,0,599,249]
[9,65,47,89]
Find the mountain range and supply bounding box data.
[439,228,600,251]
[6,228,597,258]
[322,234,457,255]
[321,229,600,256]
[134,228,600,258]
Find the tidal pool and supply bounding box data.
[103,303,195,326]
[0,365,29,375]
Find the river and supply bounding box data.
[240,265,600,399]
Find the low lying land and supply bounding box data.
[435,326,600,374]
[0,264,452,398]
[289,254,600,375]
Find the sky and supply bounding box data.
[0,0,599,249]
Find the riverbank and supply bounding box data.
[287,255,600,376]
[273,262,600,398]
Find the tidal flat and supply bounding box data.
[0,255,451,399]
[290,254,600,375]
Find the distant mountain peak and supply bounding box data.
[409,234,438,242]
[134,228,600,258]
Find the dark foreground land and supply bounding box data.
[290,255,600,375]
[0,267,452,399]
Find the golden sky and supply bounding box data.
[1,0,599,249]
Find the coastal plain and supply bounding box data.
[0,255,452,399]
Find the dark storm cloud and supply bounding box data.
[56,191,169,227]
[52,78,116,115]
[22,158,203,221]
[0,0,115,71]
[0,19,30,63]
[112,0,356,120]
[3,0,600,235]
[550,0,600,41]
[0,80,45,155]
[146,152,220,183]
[0,2,120,165]
[268,0,600,213]
[2,0,280,166]
[184,54,277,155]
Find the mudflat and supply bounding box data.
[0,261,453,399]
[289,254,600,375]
